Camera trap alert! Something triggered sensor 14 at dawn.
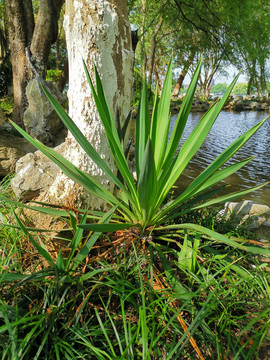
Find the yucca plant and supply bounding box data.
[9,58,270,254]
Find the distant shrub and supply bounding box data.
[211,83,228,94]
[232,82,248,95]
[46,69,62,83]
[0,96,13,115]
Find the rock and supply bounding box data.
[191,99,210,111]
[243,103,251,110]
[233,95,244,102]
[11,143,65,200]
[219,200,270,232]
[23,78,67,146]
[231,100,244,111]
[261,102,269,110]
[250,101,261,110]
[0,132,36,176]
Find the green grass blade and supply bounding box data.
[0,308,18,359]
[56,251,65,271]
[11,120,122,208]
[0,195,70,217]
[135,78,150,179]
[83,62,139,208]
[72,207,115,269]
[95,309,117,357]
[157,157,254,221]
[161,223,270,255]
[12,211,55,267]
[157,73,240,206]
[151,242,193,305]
[0,195,107,223]
[94,63,114,129]
[155,185,226,225]
[41,84,130,199]
[170,115,268,204]
[0,273,29,282]
[137,138,157,225]
[164,58,202,168]
[150,82,160,144]
[80,267,114,282]
[151,58,173,173]
[191,182,269,211]
[78,223,136,232]
[66,212,88,269]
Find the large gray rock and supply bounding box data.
[0,133,36,176]
[11,143,65,200]
[250,101,261,110]
[231,100,244,111]
[219,200,270,234]
[233,95,244,102]
[261,102,269,110]
[23,79,67,146]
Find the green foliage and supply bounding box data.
[0,96,13,115]
[0,172,269,359]
[46,69,62,83]
[232,82,248,95]
[0,211,269,358]
[10,59,269,256]
[211,83,228,94]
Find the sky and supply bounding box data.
[183,64,248,86]
[215,65,248,84]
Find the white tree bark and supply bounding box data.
[44,0,134,209]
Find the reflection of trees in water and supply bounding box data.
[171,111,270,204]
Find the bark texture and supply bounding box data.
[6,0,34,126]
[44,0,134,210]
[5,0,64,126]
[172,51,195,97]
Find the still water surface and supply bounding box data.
[170,111,270,205]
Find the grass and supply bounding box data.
[0,177,269,359]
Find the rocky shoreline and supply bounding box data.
[171,95,270,113]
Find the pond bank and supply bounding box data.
[170,95,270,113]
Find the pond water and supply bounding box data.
[170,111,270,206]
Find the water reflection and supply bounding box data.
[170,111,270,205]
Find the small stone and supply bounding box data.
[11,143,65,200]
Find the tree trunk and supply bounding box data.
[6,0,34,126]
[5,0,64,126]
[141,0,147,78]
[154,62,162,95]
[148,18,163,86]
[44,0,134,210]
[57,59,68,92]
[30,0,64,77]
[173,51,195,97]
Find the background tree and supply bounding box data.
[128,0,270,97]
[230,0,270,97]
[5,0,64,126]
[0,1,11,96]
